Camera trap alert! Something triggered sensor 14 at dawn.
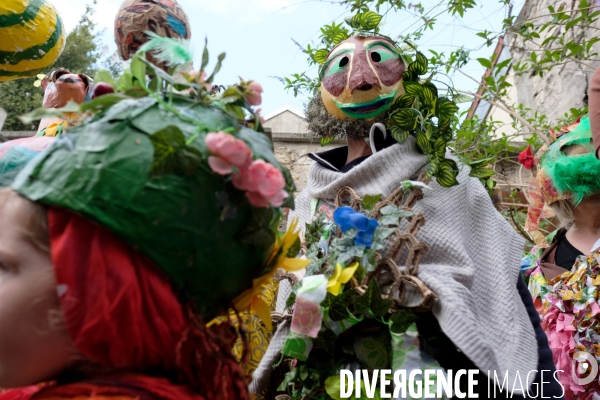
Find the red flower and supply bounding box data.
[518,145,535,169]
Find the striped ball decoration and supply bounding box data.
[115,0,190,63]
[0,0,66,82]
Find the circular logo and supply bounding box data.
[572,351,598,385]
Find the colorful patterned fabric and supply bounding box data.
[523,235,600,399]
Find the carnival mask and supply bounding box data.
[319,36,405,120]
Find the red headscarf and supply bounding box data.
[0,207,248,400]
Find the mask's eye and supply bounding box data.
[324,53,351,77]
[369,46,398,63]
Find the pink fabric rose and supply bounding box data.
[205,132,253,175]
[246,81,263,106]
[232,159,288,207]
[544,306,580,399]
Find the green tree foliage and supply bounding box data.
[0,3,114,131]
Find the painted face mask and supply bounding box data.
[319,35,405,120]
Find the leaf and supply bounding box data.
[394,94,415,109]
[148,125,203,178]
[332,236,366,264]
[370,226,396,251]
[320,136,335,146]
[454,93,474,104]
[285,292,297,310]
[469,167,496,178]
[402,71,414,81]
[346,14,363,29]
[421,82,438,105]
[93,70,115,87]
[403,81,422,96]
[332,31,348,44]
[391,109,419,131]
[361,11,383,30]
[148,126,185,177]
[201,37,209,72]
[313,327,337,357]
[433,137,446,157]
[238,207,276,250]
[435,97,459,120]
[130,56,147,88]
[389,125,409,144]
[416,130,431,153]
[206,52,226,84]
[477,57,493,69]
[389,310,417,334]
[361,194,382,211]
[408,52,428,75]
[313,49,330,64]
[436,158,459,187]
[79,93,128,113]
[19,101,81,124]
[353,279,392,317]
[328,289,355,321]
[379,204,413,226]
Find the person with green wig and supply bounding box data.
[521,116,600,399]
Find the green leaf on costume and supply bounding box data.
[285,292,297,310]
[403,81,423,96]
[391,109,419,131]
[389,125,409,143]
[402,71,414,81]
[435,97,459,120]
[332,32,348,44]
[313,49,330,64]
[361,194,382,211]
[93,70,116,87]
[320,136,336,146]
[130,56,147,88]
[333,236,366,264]
[408,52,428,75]
[416,130,431,153]
[19,101,80,124]
[422,82,438,105]
[201,37,209,72]
[353,279,392,317]
[389,310,417,334]
[149,125,202,178]
[433,137,446,157]
[327,289,355,321]
[361,11,383,30]
[394,94,415,109]
[454,93,474,104]
[313,327,337,357]
[437,158,459,187]
[379,204,414,226]
[370,226,396,251]
[206,52,226,83]
[238,207,276,251]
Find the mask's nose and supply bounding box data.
[349,51,380,93]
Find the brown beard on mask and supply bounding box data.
[305,91,385,140]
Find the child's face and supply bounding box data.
[0,195,79,387]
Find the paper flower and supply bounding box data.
[518,145,535,169]
[232,159,288,207]
[333,207,379,248]
[205,131,253,175]
[327,262,359,295]
[246,81,263,106]
[291,296,323,338]
[232,218,310,329]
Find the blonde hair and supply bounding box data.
[0,188,49,253]
[547,143,593,228]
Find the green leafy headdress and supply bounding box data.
[10,37,301,320]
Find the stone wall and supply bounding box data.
[272,132,344,194]
[507,0,600,123]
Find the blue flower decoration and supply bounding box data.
[333,207,379,248]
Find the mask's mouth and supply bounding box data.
[336,90,396,119]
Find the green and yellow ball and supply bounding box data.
[0,0,65,83]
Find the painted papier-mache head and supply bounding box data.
[319,35,406,121]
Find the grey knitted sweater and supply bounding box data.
[288,136,537,387]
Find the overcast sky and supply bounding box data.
[50,0,525,116]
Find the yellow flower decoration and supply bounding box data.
[232,218,310,329]
[327,262,359,296]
